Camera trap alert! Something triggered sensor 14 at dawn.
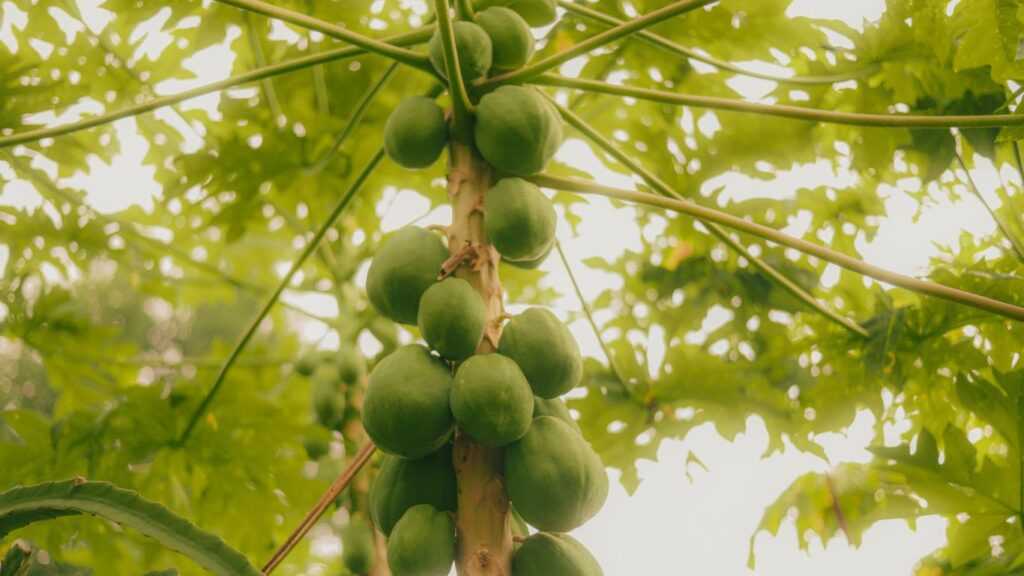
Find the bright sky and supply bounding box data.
[1,0,1011,574]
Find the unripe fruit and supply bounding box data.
[418,277,487,361]
[475,85,562,176]
[428,21,493,82]
[476,7,535,70]
[370,445,458,536]
[366,226,448,325]
[384,96,449,169]
[363,345,454,458]
[505,416,608,532]
[485,177,556,262]
[499,307,582,398]
[477,0,557,26]
[341,515,376,574]
[533,396,581,434]
[311,364,346,431]
[451,353,534,446]
[512,532,603,576]
[387,505,456,576]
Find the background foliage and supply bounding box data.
[2,0,1024,574]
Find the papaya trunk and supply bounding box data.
[447,141,514,576]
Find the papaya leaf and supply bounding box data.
[0,480,260,576]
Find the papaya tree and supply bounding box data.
[1,0,1024,575]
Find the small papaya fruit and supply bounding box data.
[367,226,448,325]
[418,277,486,361]
[429,21,493,82]
[387,504,456,576]
[384,96,449,169]
[511,532,603,576]
[335,346,366,384]
[302,434,330,461]
[477,0,557,26]
[505,416,608,532]
[485,177,556,262]
[312,365,346,431]
[370,444,458,536]
[498,307,582,398]
[362,345,454,458]
[293,354,318,377]
[476,7,534,70]
[533,396,581,434]
[451,353,534,446]
[341,515,377,574]
[475,85,562,175]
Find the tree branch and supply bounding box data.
[953,144,1024,264]
[433,0,475,140]
[0,28,432,150]
[532,75,1024,128]
[263,442,378,574]
[244,12,285,124]
[480,0,719,87]
[530,173,1024,323]
[548,97,869,336]
[177,147,387,446]
[557,0,880,86]
[214,0,431,70]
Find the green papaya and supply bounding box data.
[335,346,366,384]
[341,515,377,574]
[505,416,608,532]
[370,444,458,536]
[476,0,557,26]
[498,307,582,398]
[532,396,581,434]
[511,532,603,576]
[384,96,449,169]
[367,226,449,325]
[485,177,556,262]
[387,504,456,576]
[302,434,330,461]
[504,242,552,270]
[362,345,454,458]
[475,85,562,175]
[476,7,535,70]
[429,21,493,82]
[451,353,534,446]
[418,277,487,361]
[312,365,346,431]
[293,354,318,377]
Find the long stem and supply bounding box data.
[214,0,430,70]
[480,0,719,87]
[554,240,625,381]
[433,0,475,139]
[531,174,1024,322]
[263,442,377,574]
[177,148,386,446]
[0,28,432,150]
[245,12,285,123]
[557,0,879,86]
[534,75,1024,128]
[954,146,1024,264]
[549,97,869,336]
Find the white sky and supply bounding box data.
[1,0,1012,573]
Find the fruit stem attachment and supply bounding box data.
[434,0,476,142]
[447,141,513,576]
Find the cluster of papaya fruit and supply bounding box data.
[336,0,609,573]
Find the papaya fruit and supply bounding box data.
[302,434,330,461]
[384,96,449,169]
[312,365,346,431]
[477,0,557,26]
[475,85,562,175]
[367,226,448,325]
[476,7,534,70]
[362,345,454,458]
[511,532,603,576]
[504,241,552,270]
[485,177,556,262]
[505,416,608,532]
[417,277,486,361]
[428,21,493,82]
[335,346,366,384]
[387,504,456,576]
[451,353,534,446]
[370,444,458,536]
[533,396,581,434]
[293,354,317,377]
[341,515,377,574]
[498,307,582,398]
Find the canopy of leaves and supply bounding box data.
[1,0,1023,573]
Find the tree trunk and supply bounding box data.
[446,141,513,576]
